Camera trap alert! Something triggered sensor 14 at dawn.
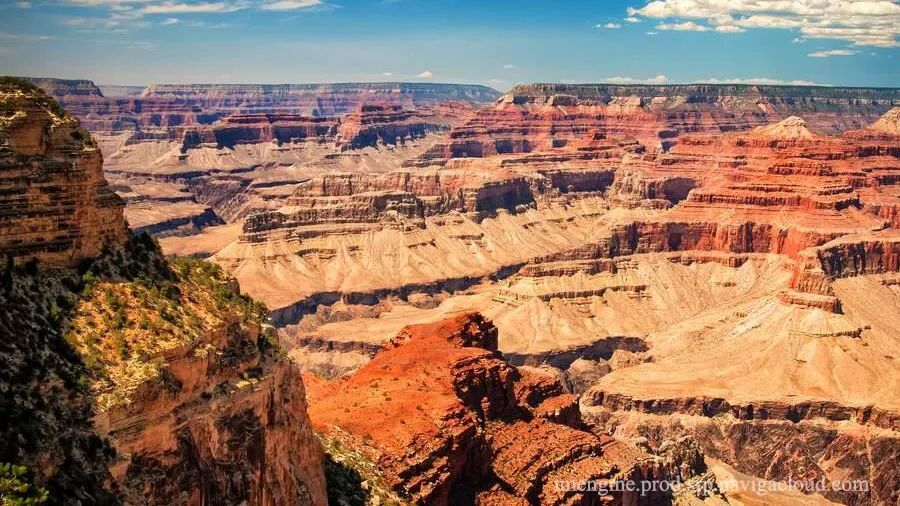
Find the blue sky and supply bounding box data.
[0,0,898,89]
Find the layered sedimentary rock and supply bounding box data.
[78,257,328,506]
[23,78,497,238]
[271,104,900,505]
[308,312,717,505]
[0,78,128,266]
[0,81,327,505]
[411,84,898,166]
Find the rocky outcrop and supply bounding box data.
[336,104,445,149]
[0,83,327,506]
[87,262,328,505]
[582,391,899,505]
[308,312,715,505]
[0,78,128,266]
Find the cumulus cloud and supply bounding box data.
[603,74,670,84]
[598,22,622,29]
[382,72,393,76]
[808,48,860,57]
[624,16,640,22]
[657,21,709,32]
[161,17,179,24]
[626,0,900,47]
[503,64,517,69]
[416,70,433,79]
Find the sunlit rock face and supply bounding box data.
[0,79,128,266]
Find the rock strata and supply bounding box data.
[0,78,128,266]
[308,312,720,505]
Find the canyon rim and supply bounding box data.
[1,0,899,505]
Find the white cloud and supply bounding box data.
[16,1,32,8]
[488,78,504,85]
[808,48,860,57]
[626,0,900,47]
[598,22,622,29]
[503,63,517,69]
[416,70,433,79]
[700,77,824,86]
[646,31,659,35]
[792,37,806,43]
[657,21,709,32]
[261,0,322,10]
[141,2,248,14]
[715,24,745,33]
[0,31,52,41]
[382,72,393,76]
[624,16,640,23]
[603,74,670,84]
[161,17,179,24]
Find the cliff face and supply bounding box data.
[0,78,128,266]
[410,83,898,164]
[0,80,327,506]
[307,312,716,505]
[76,256,328,506]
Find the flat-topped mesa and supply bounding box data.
[551,113,899,266]
[308,312,713,505]
[0,78,128,266]
[335,103,445,150]
[240,170,537,242]
[194,113,338,149]
[140,82,502,107]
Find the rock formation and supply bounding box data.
[273,102,900,505]
[0,78,327,505]
[308,312,718,505]
[0,78,128,266]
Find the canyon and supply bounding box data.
[210,84,899,505]
[8,75,900,505]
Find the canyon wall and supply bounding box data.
[1,78,128,266]
[0,79,327,505]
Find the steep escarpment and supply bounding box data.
[307,312,720,505]
[410,83,898,165]
[1,77,128,266]
[0,81,327,505]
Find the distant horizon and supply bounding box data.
[17,76,900,93]
[1,1,897,88]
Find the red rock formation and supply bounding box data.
[95,315,328,506]
[335,104,445,150]
[308,312,710,505]
[0,79,128,266]
[410,84,899,167]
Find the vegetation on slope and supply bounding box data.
[319,429,410,506]
[0,232,271,503]
[67,239,268,410]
